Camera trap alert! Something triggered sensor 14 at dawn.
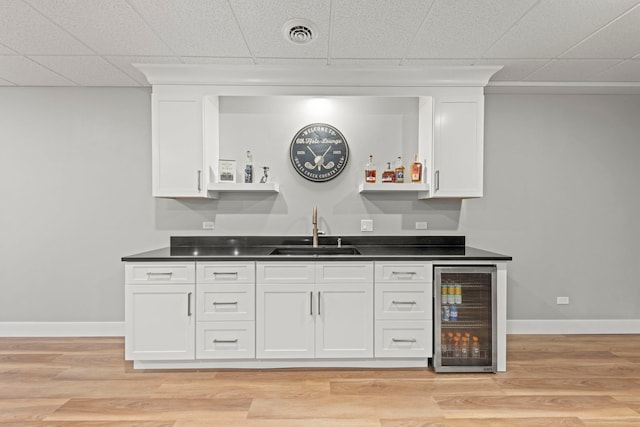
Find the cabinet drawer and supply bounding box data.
[125,262,195,285]
[375,284,432,320]
[257,262,315,284]
[316,262,373,283]
[375,262,432,284]
[197,284,255,321]
[196,321,255,359]
[374,320,432,358]
[197,262,255,284]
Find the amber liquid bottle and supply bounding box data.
[382,162,396,183]
[410,153,423,183]
[365,155,377,183]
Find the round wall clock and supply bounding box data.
[289,123,349,182]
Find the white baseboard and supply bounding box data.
[508,319,640,334]
[0,322,124,337]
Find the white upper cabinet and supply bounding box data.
[139,65,499,199]
[152,89,218,198]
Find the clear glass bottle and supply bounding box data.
[394,156,405,183]
[365,155,377,183]
[410,153,422,183]
[461,336,469,358]
[381,162,395,183]
[244,150,253,183]
[471,336,480,358]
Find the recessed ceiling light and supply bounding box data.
[283,19,317,45]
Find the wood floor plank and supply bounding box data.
[44,397,251,422]
[2,335,640,425]
[381,417,587,426]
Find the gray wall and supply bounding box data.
[1,87,639,322]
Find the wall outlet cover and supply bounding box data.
[415,221,428,230]
[361,219,373,232]
[202,221,215,230]
[556,296,570,305]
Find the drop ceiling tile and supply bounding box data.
[525,59,621,81]
[474,59,548,81]
[0,56,74,85]
[181,57,255,65]
[27,0,172,55]
[591,59,640,81]
[403,59,474,66]
[330,0,434,59]
[29,55,139,86]
[230,0,330,58]
[105,56,182,86]
[407,0,537,59]
[128,0,250,57]
[562,5,640,59]
[0,0,92,55]
[255,58,328,65]
[484,0,640,59]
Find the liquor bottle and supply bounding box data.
[394,156,405,183]
[381,162,395,183]
[410,153,422,183]
[244,150,253,183]
[365,155,377,183]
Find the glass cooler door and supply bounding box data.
[433,266,497,373]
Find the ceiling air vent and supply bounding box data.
[283,19,317,45]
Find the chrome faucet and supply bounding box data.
[312,206,324,247]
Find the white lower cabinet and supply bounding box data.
[125,262,196,361]
[195,262,256,359]
[374,262,433,358]
[256,262,374,359]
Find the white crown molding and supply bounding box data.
[0,322,124,337]
[134,64,503,88]
[508,319,640,334]
[486,81,640,94]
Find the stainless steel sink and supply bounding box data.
[269,246,361,256]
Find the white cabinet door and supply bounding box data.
[432,98,483,198]
[315,283,373,358]
[125,284,195,360]
[152,92,218,198]
[256,283,315,359]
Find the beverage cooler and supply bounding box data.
[433,266,497,373]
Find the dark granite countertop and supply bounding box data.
[122,236,512,262]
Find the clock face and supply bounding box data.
[289,123,349,182]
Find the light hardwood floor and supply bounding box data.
[1,335,639,426]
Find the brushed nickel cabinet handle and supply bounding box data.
[212,272,239,279]
[213,339,238,344]
[197,170,202,192]
[146,272,173,280]
[318,291,321,316]
[392,301,417,305]
[187,292,193,316]
[212,301,238,305]
[392,338,417,343]
[310,291,313,316]
[435,170,440,191]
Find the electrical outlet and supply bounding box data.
[202,221,215,230]
[361,219,373,232]
[415,221,428,230]
[556,296,569,305]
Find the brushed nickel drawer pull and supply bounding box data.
[213,272,239,278]
[391,271,417,277]
[187,292,193,316]
[392,338,417,343]
[146,272,173,279]
[212,301,238,305]
[392,301,417,305]
[213,339,238,344]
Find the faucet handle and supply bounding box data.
[337,237,342,248]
